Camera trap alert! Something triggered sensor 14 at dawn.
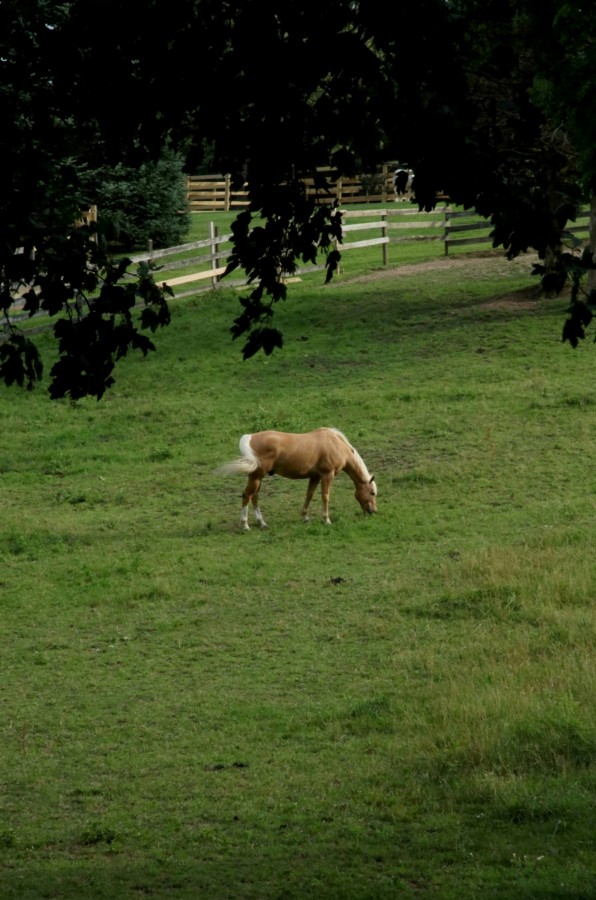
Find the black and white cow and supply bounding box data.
[393,167,414,200]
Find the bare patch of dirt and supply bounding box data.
[340,249,540,285]
[478,289,543,312]
[338,249,571,314]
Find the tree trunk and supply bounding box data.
[542,239,565,295]
[588,192,596,298]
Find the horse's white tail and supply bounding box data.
[215,433,260,476]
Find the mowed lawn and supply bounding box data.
[1,249,595,898]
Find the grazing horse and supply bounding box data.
[217,427,377,530]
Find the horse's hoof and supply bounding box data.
[259,522,268,530]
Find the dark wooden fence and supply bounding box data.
[187,165,404,211]
[443,206,590,254]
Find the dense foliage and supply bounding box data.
[83,151,190,251]
[1,0,594,398]
[0,0,173,399]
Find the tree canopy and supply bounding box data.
[1,0,594,398]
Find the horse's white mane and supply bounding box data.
[329,428,373,483]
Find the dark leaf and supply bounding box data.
[0,333,43,390]
[241,327,283,360]
[562,299,593,348]
[325,249,341,284]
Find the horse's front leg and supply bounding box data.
[302,475,320,522]
[241,475,267,531]
[320,473,334,525]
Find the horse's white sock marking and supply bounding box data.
[254,508,268,529]
[241,505,250,531]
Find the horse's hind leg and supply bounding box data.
[241,474,267,531]
[252,488,268,529]
[302,475,320,522]
[241,475,258,531]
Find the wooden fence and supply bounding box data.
[91,203,595,290]
[444,206,591,254]
[139,204,590,292]
[3,205,591,336]
[132,205,458,298]
[187,165,403,211]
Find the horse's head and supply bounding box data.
[355,476,377,515]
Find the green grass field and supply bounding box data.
[1,232,595,898]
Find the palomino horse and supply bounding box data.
[217,427,377,530]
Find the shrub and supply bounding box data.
[85,149,190,250]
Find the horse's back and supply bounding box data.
[249,428,346,478]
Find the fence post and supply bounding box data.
[444,207,452,256]
[382,211,388,266]
[210,222,220,288]
[224,175,231,212]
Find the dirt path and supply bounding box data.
[340,250,540,285]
